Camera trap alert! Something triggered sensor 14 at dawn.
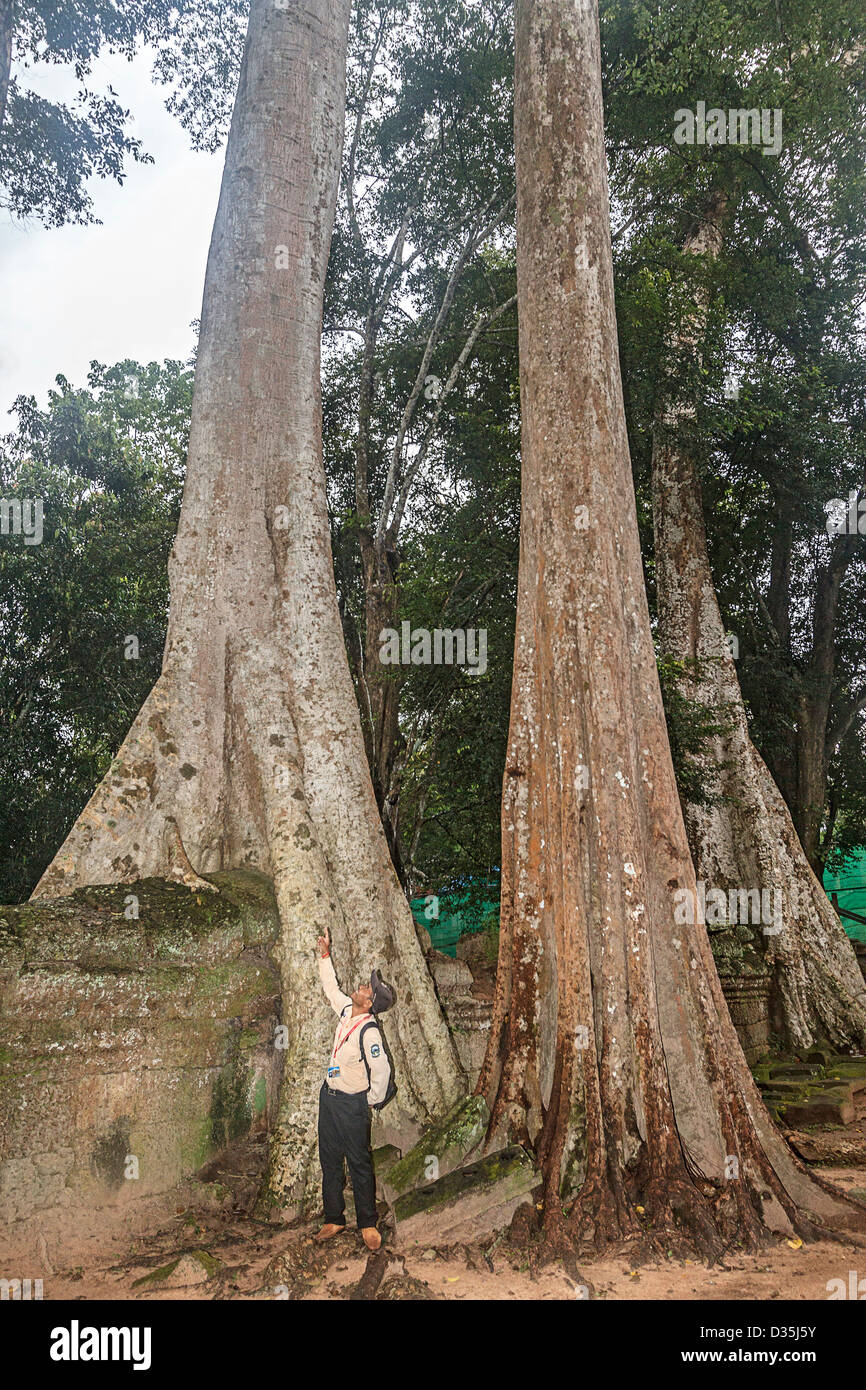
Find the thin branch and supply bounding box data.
[376,196,514,548]
[732,552,782,648]
[829,688,866,753]
[387,292,517,543]
[345,3,394,246]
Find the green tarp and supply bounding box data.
[824,848,866,944]
[410,882,498,957]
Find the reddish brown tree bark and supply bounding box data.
[478,0,864,1256]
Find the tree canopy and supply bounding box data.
[1,0,864,906]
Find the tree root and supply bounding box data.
[546,1167,834,1265]
[164,816,219,894]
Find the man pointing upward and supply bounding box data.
[315,926,393,1251]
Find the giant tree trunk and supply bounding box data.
[477,0,864,1257]
[793,541,858,874]
[651,203,866,1053]
[31,0,463,1214]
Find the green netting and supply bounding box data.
[410,882,499,957]
[412,858,866,954]
[824,848,866,944]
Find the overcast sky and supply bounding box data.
[0,45,225,424]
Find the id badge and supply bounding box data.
[328,1065,340,1078]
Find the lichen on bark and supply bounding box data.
[28,0,463,1216]
[476,0,866,1259]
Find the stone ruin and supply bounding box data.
[0,871,495,1236]
[12,869,863,1261]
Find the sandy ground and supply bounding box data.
[2,1157,865,1302]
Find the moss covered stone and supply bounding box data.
[372,1144,402,1176]
[393,1144,539,1246]
[384,1094,489,1199]
[0,872,281,1224]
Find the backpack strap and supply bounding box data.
[359,1020,396,1107]
[359,1020,377,1090]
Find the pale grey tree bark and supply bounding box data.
[651,198,866,1054]
[32,0,463,1215]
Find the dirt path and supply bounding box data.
[3,1157,864,1302]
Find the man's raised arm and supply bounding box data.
[317,928,351,1015]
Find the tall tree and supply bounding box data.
[478,0,861,1254]
[603,0,866,881]
[650,198,866,1052]
[30,0,462,1213]
[148,0,520,879]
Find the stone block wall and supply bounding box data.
[0,872,496,1232]
[0,872,282,1225]
[718,973,772,1067]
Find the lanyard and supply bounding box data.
[331,1013,370,1062]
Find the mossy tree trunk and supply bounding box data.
[477,0,864,1257]
[31,0,463,1215]
[651,197,866,1054]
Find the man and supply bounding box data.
[315,925,393,1251]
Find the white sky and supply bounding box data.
[0,45,225,423]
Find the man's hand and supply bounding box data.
[317,927,330,958]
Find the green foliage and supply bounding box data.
[322,0,516,889]
[151,0,248,153]
[606,0,866,862]
[0,359,189,901]
[0,0,199,225]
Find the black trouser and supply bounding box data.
[317,1082,378,1229]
